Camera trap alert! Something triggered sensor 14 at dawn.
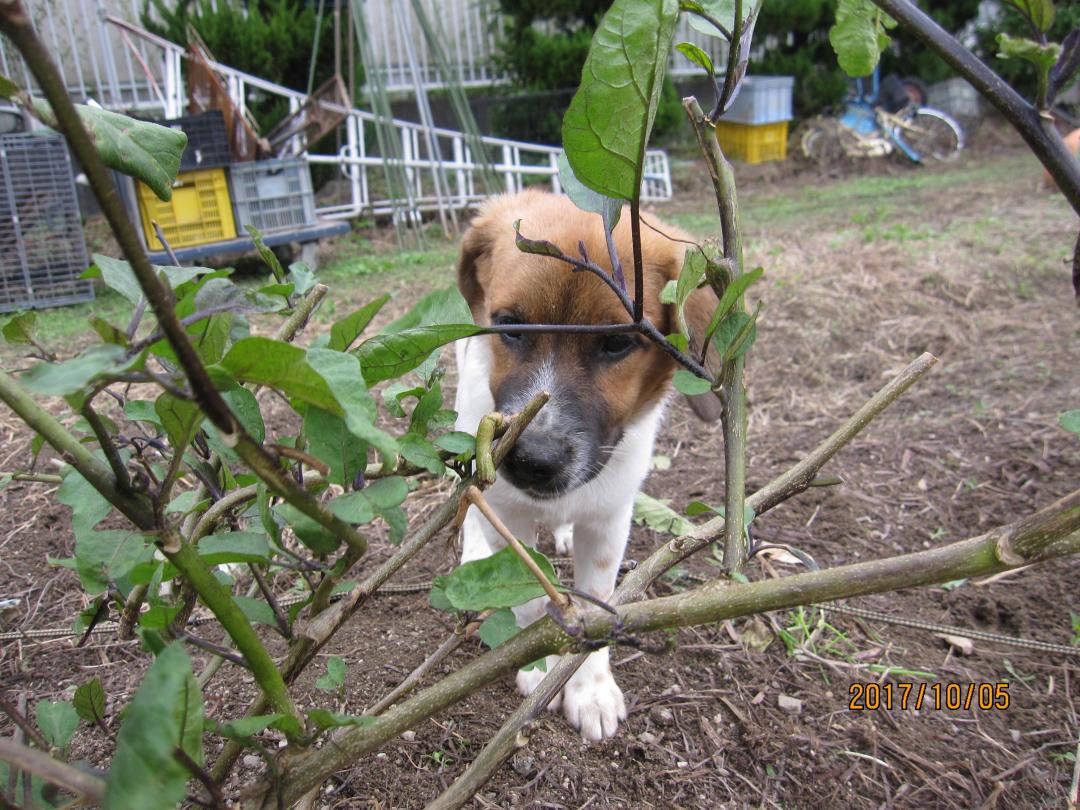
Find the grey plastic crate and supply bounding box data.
[928,78,984,122]
[0,132,93,313]
[229,158,317,233]
[720,76,795,125]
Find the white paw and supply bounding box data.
[561,668,627,742]
[516,658,562,711]
[553,524,574,555]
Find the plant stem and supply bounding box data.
[465,486,570,609]
[870,0,1080,216]
[256,498,1080,808]
[682,96,748,571]
[80,402,132,494]
[0,738,105,803]
[0,370,155,529]
[163,534,301,729]
[630,199,645,322]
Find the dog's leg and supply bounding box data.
[553,523,574,555]
[560,503,632,742]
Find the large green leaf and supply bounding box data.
[478,608,520,649]
[829,0,895,78]
[195,532,270,566]
[382,287,473,334]
[155,393,202,452]
[443,546,562,611]
[633,492,695,535]
[31,103,186,202]
[105,643,203,810]
[2,311,37,346]
[273,502,340,555]
[355,325,483,385]
[329,295,390,352]
[221,337,338,412]
[303,407,368,487]
[307,348,398,465]
[35,700,78,749]
[1003,0,1055,33]
[556,152,622,231]
[20,344,137,400]
[561,0,679,200]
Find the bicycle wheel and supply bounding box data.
[896,108,964,161]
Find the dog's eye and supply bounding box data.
[599,333,637,360]
[493,314,525,344]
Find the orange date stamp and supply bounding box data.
[848,682,1010,712]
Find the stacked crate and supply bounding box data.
[0,131,94,312]
[136,110,237,250]
[229,157,317,234]
[715,76,794,164]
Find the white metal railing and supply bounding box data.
[103,18,672,221]
[2,1,728,102]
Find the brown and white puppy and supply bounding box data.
[454,189,718,741]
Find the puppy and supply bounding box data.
[453,190,719,741]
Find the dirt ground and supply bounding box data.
[1,125,1079,809]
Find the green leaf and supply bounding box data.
[205,714,289,740]
[315,656,346,692]
[73,679,107,725]
[434,431,475,456]
[207,369,265,443]
[90,317,130,348]
[674,248,708,341]
[233,596,278,627]
[685,0,737,37]
[478,608,520,649]
[288,262,317,296]
[399,433,445,475]
[327,491,375,524]
[561,0,679,200]
[1003,0,1055,33]
[307,348,398,466]
[273,503,339,555]
[672,369,712,395]
[997,32,1061,74]
[1059,410,1080,437]
[329,295,391,352]
[74,530,155,596]
[355,324,483,385]
[702,267,763,349]
[221,337,338,411]
[720,302,760,362]
[383,287,473,334]
[93,254,143,305]
[303,407,367,487]
[155,393,202,451]
[105,643,203,810]
[556,152,622,231]
[123,400,161,426]
[245,226,286,283]
[196,532,270,566]
[675,41,715,75]
[633,492,695,535]
[362,477,410,510]
[429,575,454,612]
[2,311,37,345]
[829,0,894,78]
[35,700,78,749]
[20,344,135,400]
[28,105,186,202]
[307,709,376,732]
[443,546,562,611]
[0,74,19,100]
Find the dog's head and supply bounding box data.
[458,190,721,500]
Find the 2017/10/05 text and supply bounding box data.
[848,682,1010,712]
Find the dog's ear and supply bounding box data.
[458,221,492,323]
[682,286,724,422]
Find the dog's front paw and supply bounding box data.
[562,668,627,742]
[553,523,574,555]
[516,659,562,711]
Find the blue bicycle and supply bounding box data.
[800,69,965,164]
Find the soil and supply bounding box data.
[1,126,1079,809]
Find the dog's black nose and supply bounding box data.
[502,436,567,493]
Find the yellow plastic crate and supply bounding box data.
[136,167,236,250]
[714,120,789,164]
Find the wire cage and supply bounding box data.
[0,132,93,313]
